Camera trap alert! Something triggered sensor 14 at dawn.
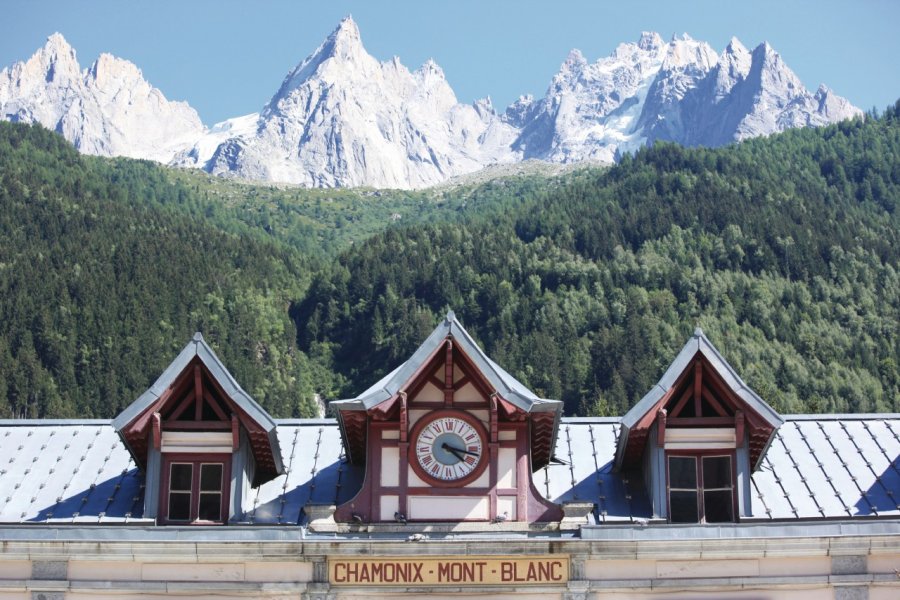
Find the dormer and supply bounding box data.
[614,329,783,523]
[331,311,562,526]
[112,333,283,524]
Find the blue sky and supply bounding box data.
[3,0,898,124]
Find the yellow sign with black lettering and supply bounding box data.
[328,555,569,586]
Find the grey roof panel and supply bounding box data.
[1,415,899,526]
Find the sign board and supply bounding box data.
[329,555,568,586]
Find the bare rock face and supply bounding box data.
[198,17,519,189]
[0,34,205,163]
[1,25,861,189]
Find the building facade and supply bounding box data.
[0,312,898,599]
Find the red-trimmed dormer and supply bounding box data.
[112,333,283,524]
[614,328,783,523]
[330,311,563,527]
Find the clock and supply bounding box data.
[409,411,488,486]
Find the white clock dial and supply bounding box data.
[414,415,484,482]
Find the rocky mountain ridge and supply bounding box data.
[1,20,861,188]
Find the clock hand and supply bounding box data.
[441,442,479,457]
[443,445,466,463]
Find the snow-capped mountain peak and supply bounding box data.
[0,32,205,162]
[0,24,862,189]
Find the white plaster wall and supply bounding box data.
[0,562,29,579]
[414,383,443,404]
[455,382,482,404]
[336,594,558,600]
[586,556,833,581]
[868,554,900,573]
[380,495,399,521]
[380,448,399,487]
[594,590,833,600]
[47,559,317,585]
[498,431,516,441]
[408,467,428,488]
[408,496,488,520]
[497,448,517,488]
[382,430,399,440]
[497,495,517,520]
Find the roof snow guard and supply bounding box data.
[333,311,563,469]
[614,328,784,472]
[112,333,283,485]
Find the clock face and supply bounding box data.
[412,413,486,484]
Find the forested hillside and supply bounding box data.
[297,103,900,416]
[1,103,898,419]
[0,123,326,418]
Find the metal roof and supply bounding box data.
[1,414,898,526]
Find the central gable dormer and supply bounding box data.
[332,311,562,526]
[615,328,783,523]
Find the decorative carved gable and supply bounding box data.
[615,329,783,472]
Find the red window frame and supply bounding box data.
[159,453,231,525]
[666,450,737,524]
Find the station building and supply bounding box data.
[0,312,898,599]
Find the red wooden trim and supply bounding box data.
[516,430,528,521]
[453,375,471,391]
[444,340,454,407]
[398,440,409,516]
[162,421,232,430]
[735,410,745,442]
[693,362,703,417]
[428,375,444,391]
[399,392,408,443]
[398,487,492,496]
[194,366,203,420]
[407,409,489,489]
[167,390,196,422]
[670,384,694,418]
[700,359,743,413]
[203,389,230,422]
[490,395,499,444]
[656,408,667,446]
[152,412,161,450]
[700,385,730,417]
[231,414,239,450]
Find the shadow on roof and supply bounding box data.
[856,456,900,516]
[30,468,144,523]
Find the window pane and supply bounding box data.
[200,463,223,492]
[704,489,734,522]
[168,492,191,521]
[198,492,221,521]
[703,456,732,489]
[170,463,192,491]
[669,456,697,489]
[670,490,699,523]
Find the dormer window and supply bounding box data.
[112,333,284,526]
[162,456,231,524]
[615,329,784,524]
[668,454,734,523]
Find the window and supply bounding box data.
[161,455,230,524]
[668,454,734,523]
